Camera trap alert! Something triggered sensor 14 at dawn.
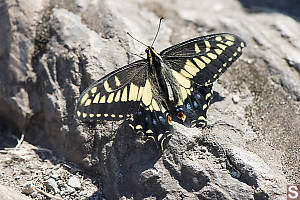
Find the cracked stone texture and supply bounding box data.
[1,0,299,199]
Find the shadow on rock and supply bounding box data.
[238,0,300,21]
[93,121,163,199]
[210,91,225,105]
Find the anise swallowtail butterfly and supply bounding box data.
[76,29,246,150]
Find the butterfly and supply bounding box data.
[75,31,246,150]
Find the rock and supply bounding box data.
[0,0,45,131]
[226,146,286,198]
[98,125,286,199]
[31,191,38,198]
[0,0,299,199]
[232,95,240,104]
[67,176,81,189]
[45,178,59,193]
[65,185,76,194]
[0,184,32,200]
[50,171,60,180]
[22,181,35,195]
[286,56,300,75]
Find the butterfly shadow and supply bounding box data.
[238,0,300,21]
[87,120,163,200]
[210,91,225,105]
[85,91,226,199]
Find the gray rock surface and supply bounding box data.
[45,178,59,193]
[22,181,35,195]
[0,184,32,200]
[1,0,299,199]
[67,176,81,189]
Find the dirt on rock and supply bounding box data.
[0,128,102,200]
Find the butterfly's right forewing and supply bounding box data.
[76,60,148,121]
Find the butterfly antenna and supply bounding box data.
[151,17,163,47]
[127,32,148,47]
[127,51,145,59]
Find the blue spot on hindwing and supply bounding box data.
[159,116,165,123]
[193,101,198,108]
[186,103,192,111]
[153,119,157,125]
[176,107,183,112]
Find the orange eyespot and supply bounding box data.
[177,111,186,121]
[167,115,173,125]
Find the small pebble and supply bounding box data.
[199,146,207,153]
[45,178,59,193]
[232,95,240,104]
[20,169,30,175]
[22,181,35,194]
[79,190,87,196]
[31,191,38,198]
[60,190,65,196]
[213,3,223,12]
[50,171,59,180]
[67,176,81,189]
[65,185,76,194]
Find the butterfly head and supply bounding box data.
[146,46,162,66]
[145,46,156,55]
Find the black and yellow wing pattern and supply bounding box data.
[76,60,148,121]
[76,33,246,150]
[160,33,246,128]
